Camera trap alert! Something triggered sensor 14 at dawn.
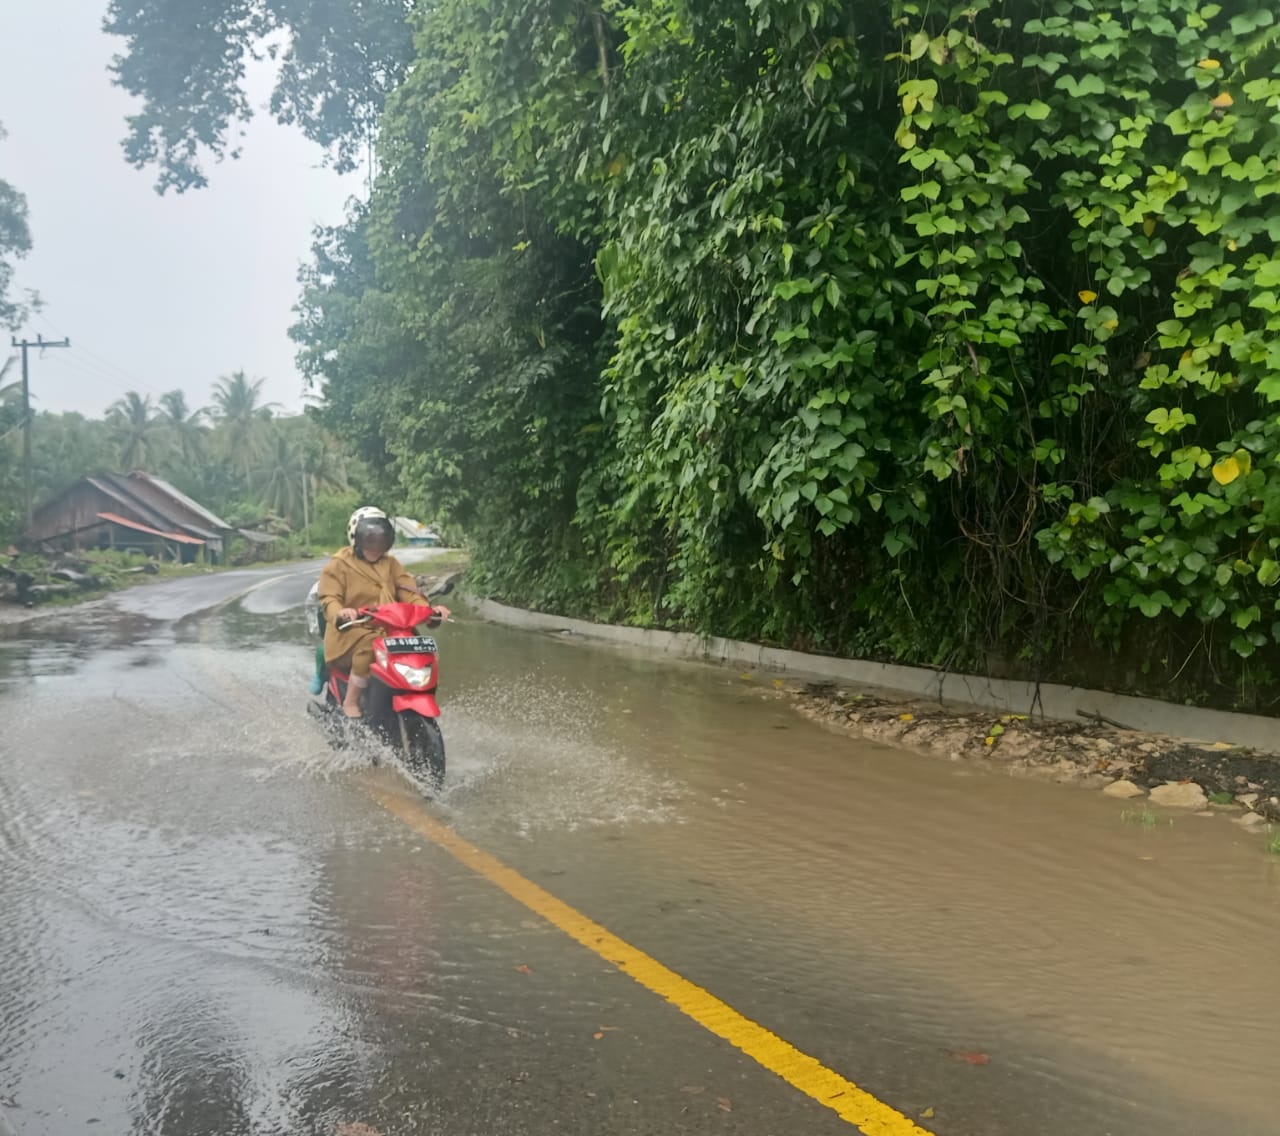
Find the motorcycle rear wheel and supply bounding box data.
[398,714,445,792]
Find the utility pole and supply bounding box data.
[11,333,71,527]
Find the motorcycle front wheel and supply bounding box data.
[397,714,445,792]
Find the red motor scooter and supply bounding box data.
[307,598,448,790]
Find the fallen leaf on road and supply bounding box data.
[717,1097,733,1112]
[679,1086,706,1095]
[921,1106,935,1119]
[335,1124,383,1136]
[946,1050,990,1065]
[593,1032,604,1040]
[515,964,532,974]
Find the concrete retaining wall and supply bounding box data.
[467,595,1280,752]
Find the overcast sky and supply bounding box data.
[0,0,363,419]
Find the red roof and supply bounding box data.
[97,512,206,545]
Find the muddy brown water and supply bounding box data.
[0,569,1277,1135]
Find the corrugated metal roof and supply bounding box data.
[97,512,205,545]
[86,475,177,532]
[127,471,233,531]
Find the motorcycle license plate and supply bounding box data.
[383,636,437,654]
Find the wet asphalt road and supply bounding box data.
[1,559,1277,1136]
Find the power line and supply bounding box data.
[35,312,169,398]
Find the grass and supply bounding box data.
[1121,806,1173,828]
[1266,829,1280,857]
[407,549,471,573]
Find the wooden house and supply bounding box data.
[25,471,238,563]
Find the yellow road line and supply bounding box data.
[373,790,937,1136]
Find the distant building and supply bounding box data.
[25,471,247,563]
[392,517,442,547]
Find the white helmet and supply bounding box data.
[347,506,394,554]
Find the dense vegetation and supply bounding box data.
[0,118,33,330]
[0,370,360,552]
[108,0,1280,709]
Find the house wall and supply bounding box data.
[26,484,114,545]
[121,476,227,561]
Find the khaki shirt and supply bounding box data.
[318,546,420,663]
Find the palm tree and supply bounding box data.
[157,389,207,469]
[251,421,304,526]
[0,354,17,403]
[107,391,166,471]
[209,371,278,476]
[0,356,22,449]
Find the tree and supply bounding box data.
[30,411,120,504]
[107,391,167,471]
[0,123,33,329]
[209,370,276,474]
[251,420,304,524]
[157,389,208,468]
[102,0,415,192]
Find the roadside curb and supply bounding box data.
[465,594,1280,752]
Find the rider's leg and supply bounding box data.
[341,639,375,717]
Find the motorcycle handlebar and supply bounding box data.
[334,606,452,633]
[334,614,373,632]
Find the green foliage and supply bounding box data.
[103,0,414,191]
[0,370,361,546]
[296,0,611,613]
[0,122,33,329]
[279,0,1280,710]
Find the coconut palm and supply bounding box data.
[0,356,22,449]
[209,371,279,475]
[251,421,304,526]
[0,354,17,403]
[157,389,208,469]
[107,391,167,471]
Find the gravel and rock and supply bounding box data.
[787,682,1280,826]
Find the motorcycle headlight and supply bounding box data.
[393,662,434,688]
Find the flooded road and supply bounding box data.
[1,563,1277,1135]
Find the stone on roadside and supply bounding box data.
[1102,779,1145,799]
[1148,781,1208,809]
[1234,811,1268,829]
[1235,793,1259,807]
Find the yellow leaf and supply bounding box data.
[1233,449,1253,476]
[1103,318,1119,330]
[1210,91,1234,108]
[1143,217,1156,237]
[898,712,915,721]
[1078,289,1098,304]
[984,736,996,746]
[1212,456,1241,486]
[922,1107,936,1119]
[1197,58,1221,70]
